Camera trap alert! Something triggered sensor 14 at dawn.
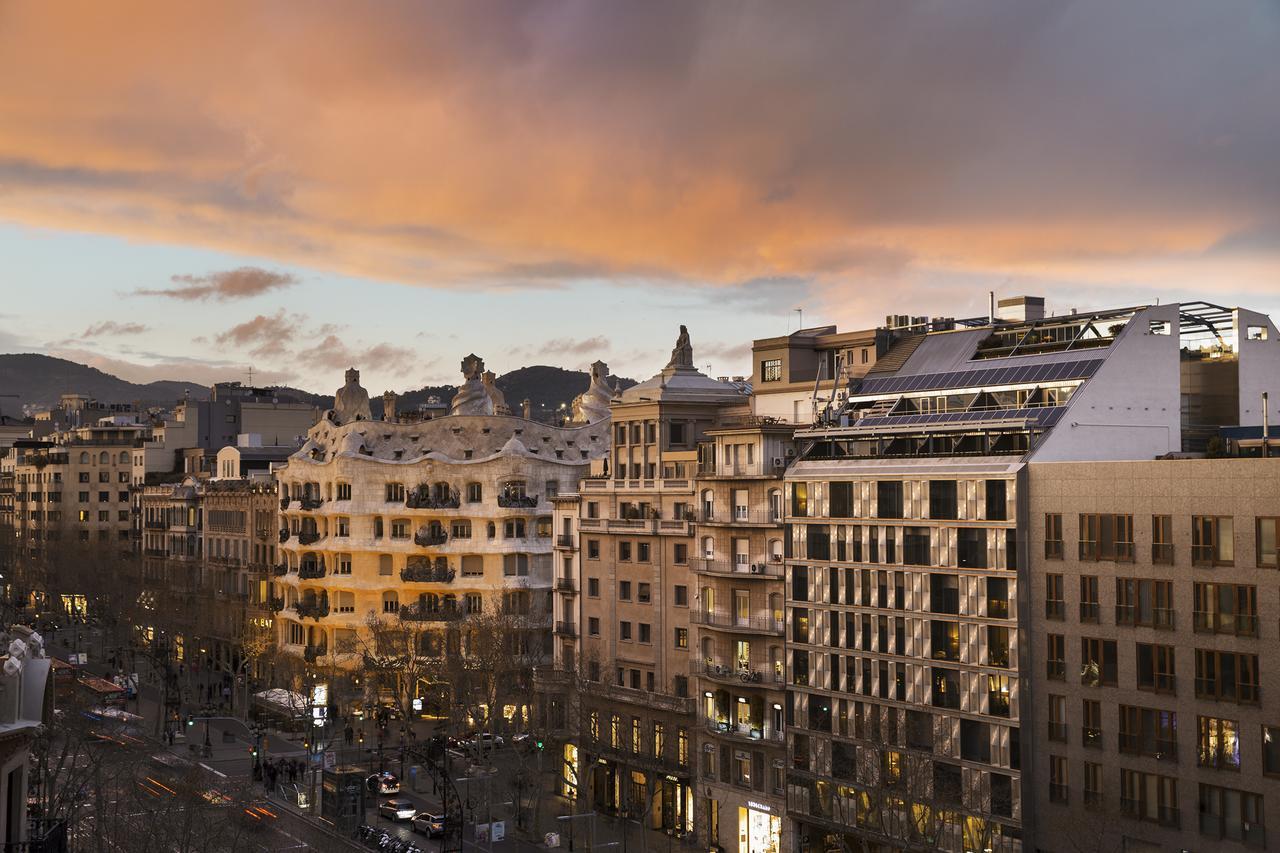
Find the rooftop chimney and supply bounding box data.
[996,295,1046,323]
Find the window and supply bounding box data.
[1265,725,1280,776]
[668,421,687,446]
[1047,634,1066,680]
[588,617,600,637]
[336,482,351,500]
[1120,769,1179,826]
[620,621,632,641]
[985,479,1007,520]
[504,518,526,539]
[1115,579,1174,628]
[1193,515,1235,566]
[987,577,1008,618]
[1084,762,1103,807]
[637,542,650,562]
[390,519,409,539]
[466,482,482,503]
[385,482,405,502]
[674,585,687,606]
[674,628,687,648]
[1196,650,1260,704]
[503,554,530,576]
[1136,643,1177,693]
[336,516,350,537]
[929,574,959,614]
[928,481,957,520]
[461,555,483,577]
[382,592,399,613]
[1194,582,1258,636]
[1080,637,1117,686]
[1048,695,1067,742]
[637,583,651,603]
[638,623,651,644]
[760,359,782,383]
[1079,575,1099,622]
[619,581,631,601]
[1257,518,1278,568]
[673,543,687,565]
[1082,699,1102,748]
[902,527,930,566]
[876,481,903,519]
[790,482,808,518]
[1152,515,1173,563]
[587,539,600,559]
[587,578,600,597]
[1045,573,1064,619]
[336,554,352,575]
[1078,513,1134,561]
[1197,716,1241,770]
[1198,784,1265,846]
[1049,755,1068,803]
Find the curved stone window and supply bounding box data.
[118,451,129,464]
[99,451,110,464]
[535,517,553,538]
[467,482,483,503]
[79,452,89,464]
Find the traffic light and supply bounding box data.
[186,715,194,728]
[535,738,544,750]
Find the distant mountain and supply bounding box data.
[0,354,209,415]
[0,353,636,422]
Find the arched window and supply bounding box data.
[768,593,783,622]
[487,521,496,539]
[768,539,783,562]
[768,488,783,522]
[119,451,129,464]
[701,536,714,560]
[99,451,109,464]
[381,591,399,613]
[466,482,482,503]
[79,451,89,464]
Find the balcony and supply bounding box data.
[294,599,330,619]
[696,661,784,686]
[298,563,326,580]
[401,564,456,583]
[698,508,782,526]
[280,497,293,511]
[303,643,327,663]
[1193,610,1259,636]
[1047,722,1068,742]
[556,535,576,548]
[554,577,577,593]
[399,603,461,622]
[144,519,169,530]
[267,597,284,613]
[279,528,291,543]
[271,563,289,576]
[406,491,460,509]
[143,548,167,558]
[297,530,322,546]
[414,529,448,547]
[692,558,783,579]
[704,718,784,744]
[299,496,323,511]
[690,610,784,636]
[497,494,539,509]
[554,620,578,637]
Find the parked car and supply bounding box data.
[366,772,400,795]
[412,811,445,837]
[378,798,417,822]
[463,732,504,753]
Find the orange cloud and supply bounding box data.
[0,1,1276,300]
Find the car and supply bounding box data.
[366,772,400,795]
[463,732,504,752]
[378,798,417,822]
[412,811,445,837]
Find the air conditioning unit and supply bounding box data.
[749,563,761,574]
[771,457,785,470]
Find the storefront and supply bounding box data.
[739,802,781,853]
[657,775,693,835]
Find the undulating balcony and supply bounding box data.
[303,643,328,663]
[497,493,539,508]
[414,529,448,547]
[294,598,329,619]
[298,562,326,580]
[297,530,322,546]
[279,528,291,543]
[399,602,461,622]
[401,562,456,583]
[406,490,460,509]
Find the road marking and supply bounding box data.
[199,762,227,778]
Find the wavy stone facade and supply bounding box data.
[274,371,610,667]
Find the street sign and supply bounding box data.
[323,750,336,769]
[491,821,505,842]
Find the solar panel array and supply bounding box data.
[855,358,1104,397]
[852,407,1066,431]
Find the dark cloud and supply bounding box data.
[136,267,298,301]
[83,320,149,338]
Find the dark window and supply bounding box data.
[829,482,853,518]
[985,480,1007,520]
[929,574,959,614]
[957,528,987,568]
[877,481,903,519]
[805,525,830,561]
[903,527,930,566]
[928,481,957,520]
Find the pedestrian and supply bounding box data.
[344,726,353,746]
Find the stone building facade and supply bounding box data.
[272,364,610,718]
[1027,457,1280,852]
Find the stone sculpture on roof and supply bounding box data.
[668,325,694,369]
[450,354,494,416]
[570,359,614,423]
[332,367,372,424]
[482,370,511,416]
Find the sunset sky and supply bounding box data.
[2,1,1277,394]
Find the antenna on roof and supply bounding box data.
[795,307,803,331]
[246,365,255,386]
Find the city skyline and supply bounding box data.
[3,1,1278,393]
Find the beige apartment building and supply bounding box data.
[10,425,149,562]
[1028,457,1280,852]
[750,325,884,424]
[691,416,795,853]
[546,329,749,839]
[272,363,608,721]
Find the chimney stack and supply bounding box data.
[381,390,398,422]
